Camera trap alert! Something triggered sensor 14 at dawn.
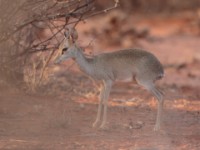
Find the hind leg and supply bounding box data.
[136,78,164,131]
[150,86,164,131]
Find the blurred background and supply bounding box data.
[0,0,200,149]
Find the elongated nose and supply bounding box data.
[54,56,62,64]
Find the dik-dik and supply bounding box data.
[55,28,164,131]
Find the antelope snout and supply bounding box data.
[54,56,62,65]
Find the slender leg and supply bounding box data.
[93,84,105,127]
[100,80,113,128]
[136,78,164,131]
[150,87,164,131]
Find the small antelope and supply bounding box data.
[55,28,164,131]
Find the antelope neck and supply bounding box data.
[75,49,94,76]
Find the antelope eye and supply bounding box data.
[62,48,68,54]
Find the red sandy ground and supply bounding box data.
[0,11,200,150]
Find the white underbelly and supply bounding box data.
[115,71,134,81]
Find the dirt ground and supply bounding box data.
[0,11,200,150]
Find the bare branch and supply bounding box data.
[0,0,119,88]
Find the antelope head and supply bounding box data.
[55,27,79,64]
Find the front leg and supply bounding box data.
[100,80,112,129]
[93,84,105,127]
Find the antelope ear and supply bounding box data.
[64,31,69,38]
[68,35,74,45]
[70,28,78,41]
[64,28,70,38]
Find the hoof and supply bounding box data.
[154,125,160,131]
[99,122,109,130]
[92,120,100,128]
